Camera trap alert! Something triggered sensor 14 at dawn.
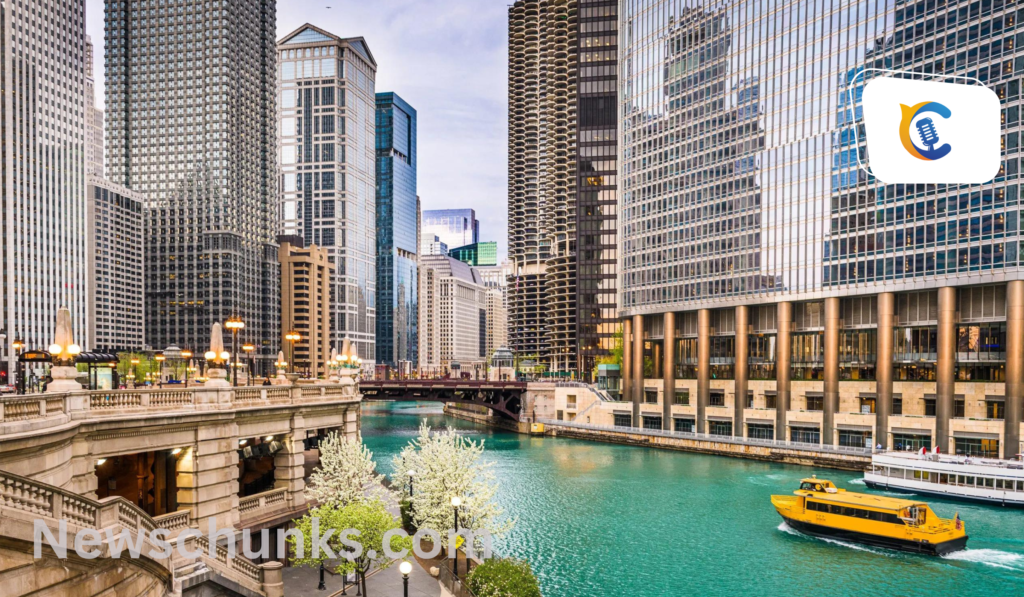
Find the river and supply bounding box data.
[361,402,1024,597]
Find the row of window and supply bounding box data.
[805,501,904,525]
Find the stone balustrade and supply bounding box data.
[238,487,290,518]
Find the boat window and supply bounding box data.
[800,482,816,491]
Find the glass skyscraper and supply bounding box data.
[277,25,378,365]
[422,209,480,251]
[375,92,419,369]
[618,0,1023,459]
[106,0,279,368]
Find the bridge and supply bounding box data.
[360,379,528,419]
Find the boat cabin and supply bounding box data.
[798,478,839,494]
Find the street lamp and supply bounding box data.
[451,496,462,577]
[181,348,193,386]
[12,336,24,394]
[155,353,165,387]
[225,316,245,386]
[399,561,413,597]
[407,470,416,497]
[318,562,327,591]
[242,342,255,385]
[285,329,301,374]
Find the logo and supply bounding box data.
[861,77,1000,184]
[898,101,952,161]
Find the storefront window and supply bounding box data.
[956,323,1006,381]
[676,338,698,379]
[791,332,824,380]
[840,329,876,380]
[749,334,776,379]
[894,326,937,380]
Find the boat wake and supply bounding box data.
[847,478,866,485]
[942,549,1024,571]
[777,522,894,557]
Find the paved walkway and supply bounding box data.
[281,558,441,597]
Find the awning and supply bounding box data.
[789,422,820,429]
[612,410,632,415]
[804,391,824,397]
[985,394,1005,402]
[763,390,778,396]
[642,414,662,420]
[77,353,118,364]
[859,392,877,399]
[838,424,873,432]
[953,432,1000,440]
[672,415,695,421]
[708,416,733,422]
[892,428,932,436]
[746,419,774,426]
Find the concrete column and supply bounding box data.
[734,306,749,437]
[876,293,895,449]
[622,318,632,405]
[776,302,792,441]
[936,287,957,453]
[1005,281,1024,460]
[663,312,676,430]
[823,297,841,446]
[274,419,307,511]
[179,422,241,530]
[696,309,711,434]
[632,314,644,428]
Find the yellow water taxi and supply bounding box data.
[771,477,967,555]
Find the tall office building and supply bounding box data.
[418,255,489,375]
[422,209,479,250]
[375,92,418,369]
[279,236,334,376]
[449,241,498,267]
[420,233,449,257]
[1,0,89,371]
[508,0,619,376]
[105,0,280,368]
[278,25,378,365]
[618,0,1023,460]
[85,35,104,178]
[87,177,145,351]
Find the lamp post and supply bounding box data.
[318,561,326,591]
[130,357,140,388]
[154,353,165,387]
[407,469,416,497]
[12,336,24,394]
[285,329,301,374]
[242,342,255,385]
[181,348,193,386]
[451,496,462,577]
[399,561,412,597]
[225,316,245,387]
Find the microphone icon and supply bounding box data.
[915,117,940,152]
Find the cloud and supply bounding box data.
[86,0,509,257]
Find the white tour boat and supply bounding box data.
[865,450,1024,507]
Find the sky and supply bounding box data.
[85,0,510,257]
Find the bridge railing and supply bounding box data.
[538,419,873,457]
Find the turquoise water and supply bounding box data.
[361,402,1024,597]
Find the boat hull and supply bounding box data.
[780,516,968,556]
[864,478,1024,508]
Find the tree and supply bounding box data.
[306,431,394,508]
[290,501,411,597]
[391,424,513,552]
[468,558,542,597]
[594,326,624,376]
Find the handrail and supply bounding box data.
[538,419,873,456]
[438,561,478,597]
[238,487,290,516]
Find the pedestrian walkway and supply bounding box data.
[281,558,441,597]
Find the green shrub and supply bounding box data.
[399,497,416,533]
[467,558,542,597]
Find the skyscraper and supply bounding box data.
[507,0,620,377]
[618,0,1023,460]
[375,92,418,369]
[449,242,498,267]
[422,209,479,250]
[1,0,89,368]
[85,35,104,178]
[105,0,280,368]
[278,25,378,365]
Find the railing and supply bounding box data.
[238,487,289,517]
[0,394,68,421]
[438,562,478,597]
[233,387,265,403]
[196,535,263,584]
[538,419,873,456]
[154,509,192,532]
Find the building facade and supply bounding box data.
[422,208,479,251]
[85,35,104,178]
[278,25,378,366]
[1,0,89,372]
[87,177,145,351]
[420,233,449,256]
[375,92,418,369]
[485,288,509,359]
[618,0,1023,459]
[279,236,333,376]
[477,259,515,309]
[508,0,620,377]
[105,0,280,368]
[449,241,499,267]
[418,255,489,376]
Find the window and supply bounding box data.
[643,416,663,430]
[806,394,823,411]
[645,389,658,404]
[839,430,872,448]
[765,393,778,409]
[746,391,754,408]
[748,423,774,440]
[954,397,965,418]
[566,394,577,408]
[891,396,903,415]
[791,427,821,444]
[986,399,1005,419]
[710,391,725,407]
[613,414,632,428]
[925,398,936,416]
[674,418,694,433]
[674,390,689,405]
[859,397,876,414]
[955,437,999,458]
[710,421,732,436]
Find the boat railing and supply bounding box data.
[879,450,1024,469]
[538,419,873,456]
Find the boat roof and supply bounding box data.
[800,489,925,511]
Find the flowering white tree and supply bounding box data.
[306,431,394,507]
[392,424,513,546]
